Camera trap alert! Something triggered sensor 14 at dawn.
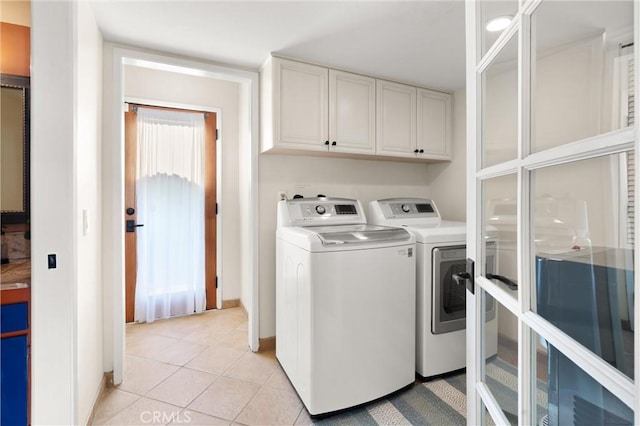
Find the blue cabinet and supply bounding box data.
[1,334,28,425]
[0,295,29,426]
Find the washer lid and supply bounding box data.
[309,224,412,246]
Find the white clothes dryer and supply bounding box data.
[276,197,417,415]
[369,198,497,379]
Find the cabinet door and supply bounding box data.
[417,88,452,159]
[274,58,328,151]
[376,80,416,157]
[329,70,376,155]
[1,335,28,425]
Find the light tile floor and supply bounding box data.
[92,307,313,426]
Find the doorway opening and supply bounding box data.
[104,48,260,385]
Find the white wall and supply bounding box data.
[258,154,432,337]
[31,2,75,422]
[0,0,30,26]
[75,1,104,423]
[123,65,242,302]
[31,1,103,423]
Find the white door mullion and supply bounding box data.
[518,321,532,426]
[518,8,533,425]
[523,311,635,409]
[476,276,519,313]
[477,16,520,75]
[465,0,481,423]
[634,3,640,424]
[476,159,520,180]
[477,382,510,425]
[522,127,634,171]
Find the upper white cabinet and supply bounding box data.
[417,88,452,160]
[376,81,452,160]
[261,56,452,162]
[375,80,417,157]
[329,69,376,155]
[261,57,375,155]
[262,57,328,153]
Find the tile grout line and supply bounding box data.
[102,310,252,425]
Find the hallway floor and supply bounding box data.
[92,307,312,425]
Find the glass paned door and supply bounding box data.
[466,1,638,425]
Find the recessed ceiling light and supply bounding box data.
[486,16,513,32]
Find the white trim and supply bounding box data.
[105,46,260,385]
[124,97,219,114]
[216,115,223,310]
[124,96,225,309]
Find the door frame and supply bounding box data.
[103,46,260,385]
[465,1,639,425]
[123,99,223,321]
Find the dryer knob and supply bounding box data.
[401,204,411,213]
[315,205,326,215]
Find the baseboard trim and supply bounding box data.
[222,299,240,309]
[259,336,276,352]
[86,373,108,425]
[240,301,248,319]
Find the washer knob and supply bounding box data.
[401,204,411,213]
[315,205,326,215]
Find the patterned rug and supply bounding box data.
[312,358,548,426]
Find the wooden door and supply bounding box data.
[124,104,217,323]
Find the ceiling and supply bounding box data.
[89,1,634,94]
[90,1,467,92]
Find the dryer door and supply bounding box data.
[432,245,467,334]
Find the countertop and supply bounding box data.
[1,259,31,289]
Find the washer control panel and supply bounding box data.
[280,197,366,226]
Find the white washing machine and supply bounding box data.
[276,197,416,416]
[369,198,497,379]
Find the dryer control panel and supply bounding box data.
[369,198,441,223]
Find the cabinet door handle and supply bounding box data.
[413,149,419,153]
[324,140,330,145]
[331,141,337,146]
[419,149,424,153]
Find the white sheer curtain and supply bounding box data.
[134,107,206,323]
